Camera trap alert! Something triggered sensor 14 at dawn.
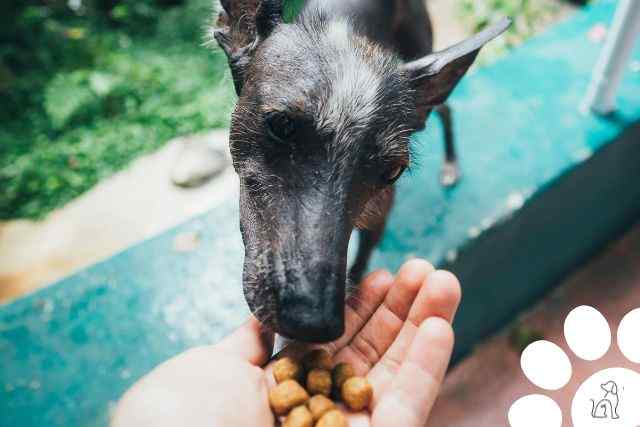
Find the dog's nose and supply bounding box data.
[275,272,345,343]
[277,302,344,343]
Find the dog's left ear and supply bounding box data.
[402,17,511,121]
[212,0,284,95]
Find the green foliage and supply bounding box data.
[458,0,564,62]
[509,324,545,353]
[283,0,306,22]
[44,71,104,129]
[0,0,236,219]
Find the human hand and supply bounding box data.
[112,259,461,427]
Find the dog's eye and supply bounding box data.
[382,165,406,185]
[265,111,296,142]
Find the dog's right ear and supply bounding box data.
[401,17,511,123]
[212,0,283,95]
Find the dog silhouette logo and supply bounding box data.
[590,380,620,419]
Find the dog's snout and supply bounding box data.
[278,302,344,343]
[275,268,345,343]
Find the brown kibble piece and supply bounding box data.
[307,394,335,421]
[306,368,332,396]
[302,349,333,371]
[316,409,348,427]
[341,376,373,411]
[283,405,313,427]
[269,380,310,415]
[332,363,355,391]
[273,357,303,383]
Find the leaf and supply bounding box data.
[44,71,95,129]
[89,71,118,96]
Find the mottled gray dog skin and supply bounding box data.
[211,0,510,342]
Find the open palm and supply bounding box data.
[112,259,461,427]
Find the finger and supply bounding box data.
[214,317,274,366]
[328,269,394,353]
[265,270,393,374]
[345,412,370,427]
[372,317,454,427]
[407,270,461,325]
[333,259,435,374]
[368,270,461,406]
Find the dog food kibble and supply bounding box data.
[273,357,303,383]
[269,380,310,415]
[302,349,333,371]
[283,405,314,427]
[307,395,335,421]
[306,369,332,396]
[341,377,373,411]
[316,410,348,427]
[268,352,371,423]
[331,363,355,391]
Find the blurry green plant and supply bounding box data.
[283,0,306,22]
[0,0,236,219]
[458,0,568,62]
[509,324,545,353]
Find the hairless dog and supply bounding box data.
[212,0,510,342]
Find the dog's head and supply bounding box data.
[212,0,509,342]
[601,381,618,395]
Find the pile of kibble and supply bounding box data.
[269,349,373,427]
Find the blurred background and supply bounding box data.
[0,0,585,303]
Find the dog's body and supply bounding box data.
[305,0,434,61]
[212,0,509,342]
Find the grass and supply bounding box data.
[0,0,568,220]
[1,44,235,219]
[0,0,236,220]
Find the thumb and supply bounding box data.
[215,317,274,366]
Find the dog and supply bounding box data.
[212,0,510,342]
[591,380,620,419]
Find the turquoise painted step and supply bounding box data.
[2,1,640,425]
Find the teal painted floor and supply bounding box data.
[1,1,639,425]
